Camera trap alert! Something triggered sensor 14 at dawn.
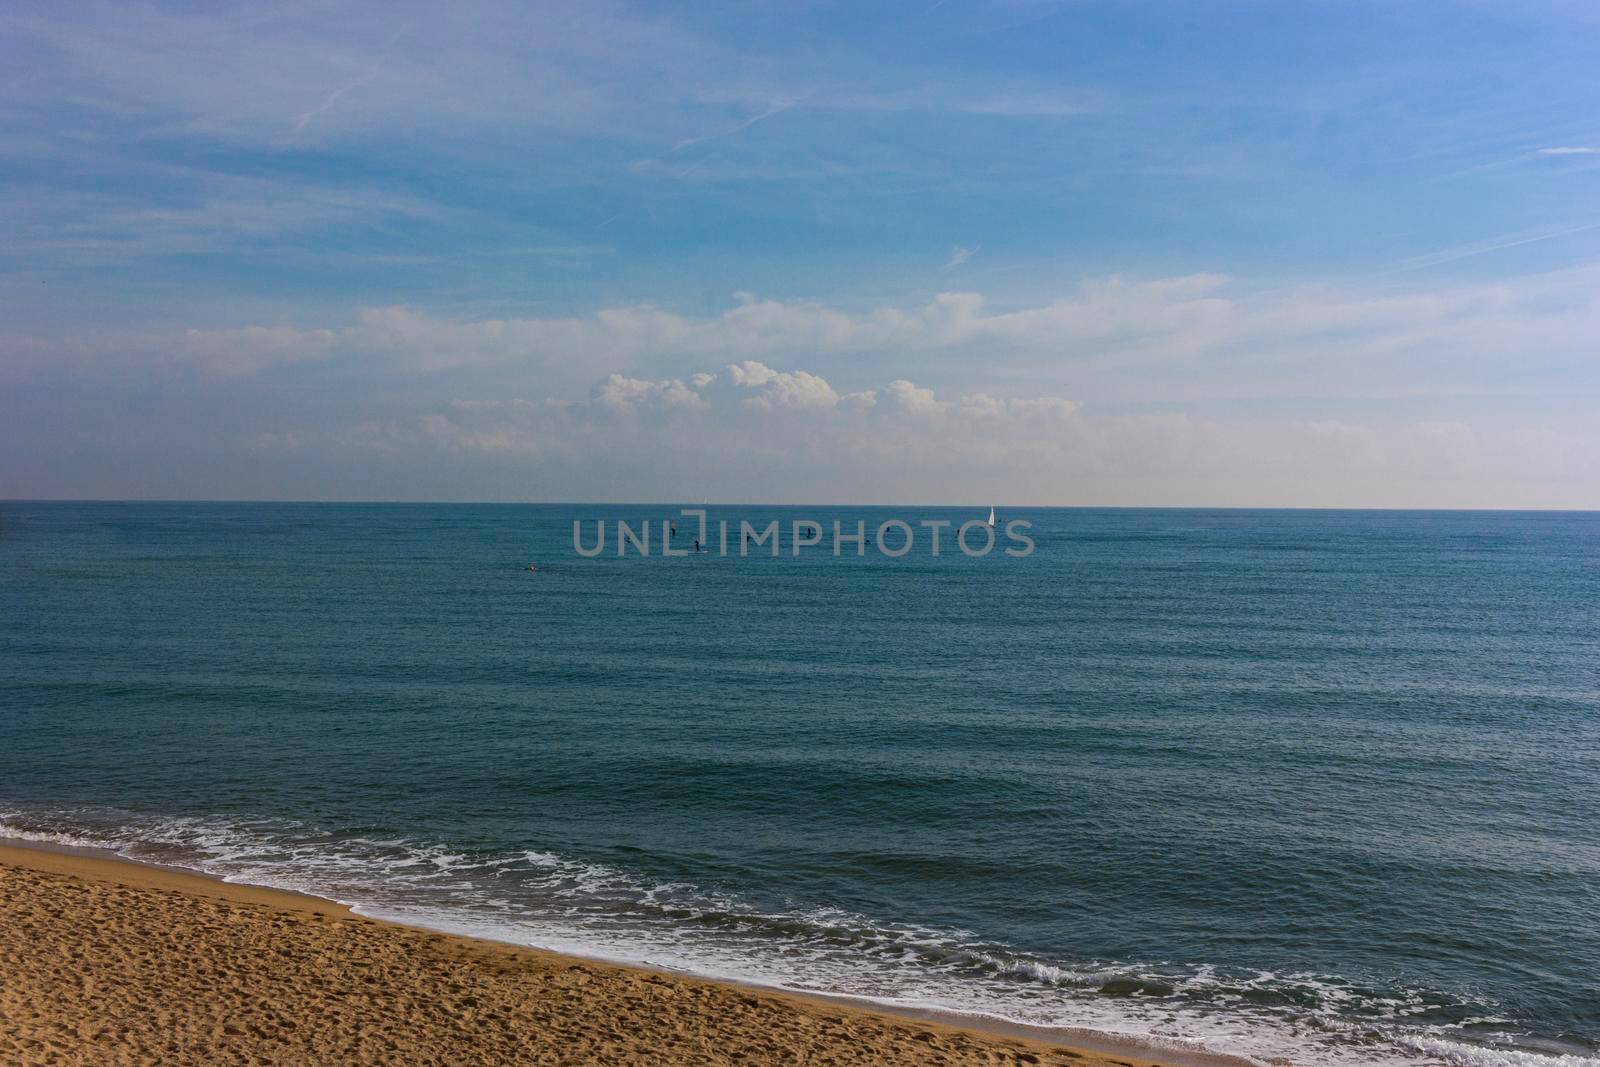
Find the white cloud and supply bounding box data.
[591,373,709,412]
[142,273,1240,381]
[338,361,1595,507]
[944,245,979,272]
[883,379,948,416]
[726,361,840,409]
[402,364,1089,491]
[703,83,1102,120]
[12,268,1600,411]
[6,268,1599,505]
[839,389,877,410]
[176,324,338,376]
[1537,146,1600,155]
[725,359,776,387]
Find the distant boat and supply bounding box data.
[986,506,996,527]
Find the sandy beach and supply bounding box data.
[0,844,1173,1067]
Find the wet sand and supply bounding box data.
[0,843,1179,1066]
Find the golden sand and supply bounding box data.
[0,844,1175,1067]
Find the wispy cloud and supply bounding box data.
[1392,222,1600,271]
[672,94,809,153]
[698,83,1101,120]
[0,171,447,264]
[4,1,1600,504]
[943,245,979,272]
[293,77,372,134]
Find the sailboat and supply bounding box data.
[985,506,996,528]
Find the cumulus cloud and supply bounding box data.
[883,379,948,416]
[724,360,775,387]
[328,360,1594,508]
[475,362,1069,429]
[591,373,709,412]
[380,359,1070,449]
[726,361,839,409]
[75,267,1588,422]
[4,270,1598,506]
[389,362,1091,500]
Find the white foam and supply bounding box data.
[1397,1037,1600,1067]
[3,808,1593,1067]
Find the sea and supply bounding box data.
[2,502,1597,1067]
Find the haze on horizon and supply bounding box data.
[2,1,1598,508]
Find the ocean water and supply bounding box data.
[2,502,1597,1067]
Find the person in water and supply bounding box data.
[693,539,701,553]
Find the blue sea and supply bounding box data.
[2,502,1597,1066]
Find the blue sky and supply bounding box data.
[3,0,1598,504]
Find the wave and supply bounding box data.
[2,805,1594,1067]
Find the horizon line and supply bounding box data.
[3,498,1599,514]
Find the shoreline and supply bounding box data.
[0,840,1241,1067]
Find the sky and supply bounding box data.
[2,0,1598,506]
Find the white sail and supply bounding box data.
[986,506,996,527]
